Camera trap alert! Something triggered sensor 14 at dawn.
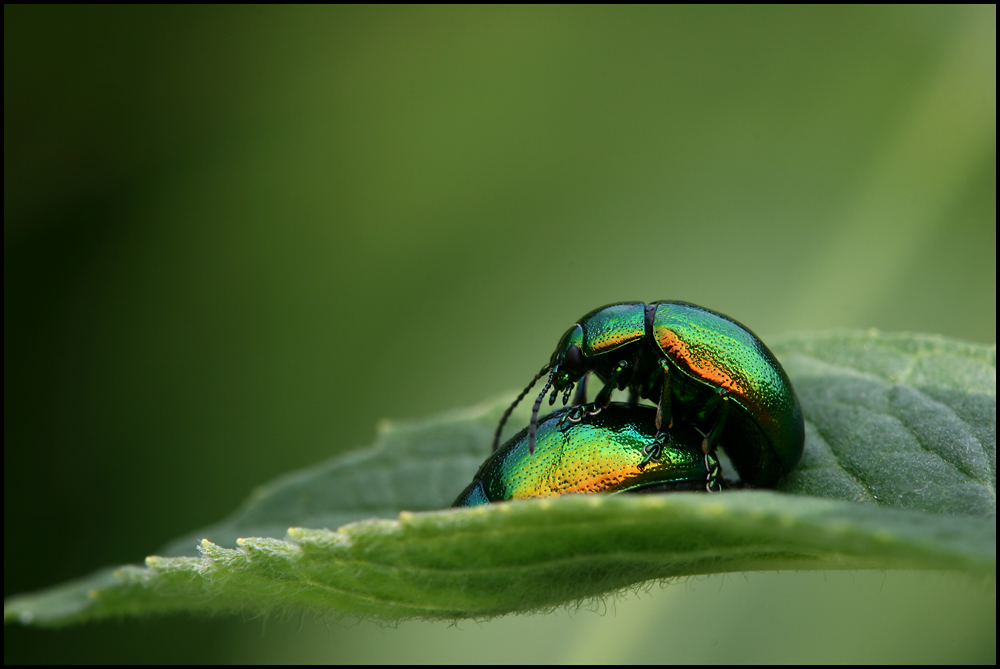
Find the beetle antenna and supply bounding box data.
[528,365,558,455]
[493,364,551,452]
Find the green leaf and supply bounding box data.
[772,331,996,514]
[5,331,995,627]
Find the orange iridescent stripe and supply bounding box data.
[658,329,747,397]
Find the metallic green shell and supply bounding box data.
[453,404,708,506]
[578,301,645,355]
[651,301,804,484]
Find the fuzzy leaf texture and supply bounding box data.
[5,331,995,627]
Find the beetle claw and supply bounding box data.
[559,405,586,427]
[639,432,669,470]
[705,452,723,492]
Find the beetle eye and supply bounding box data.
[565,344,583,369]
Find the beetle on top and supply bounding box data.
[493,301,804,489]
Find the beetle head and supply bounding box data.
[550,324,585,391]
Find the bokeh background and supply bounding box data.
[5,5,995,663]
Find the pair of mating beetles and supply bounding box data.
[454,301,804,506]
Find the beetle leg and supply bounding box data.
[701,387,730,454]
[572,374,588,405]
[561,405,586,425]
[557,375,588,427]
[704,451,723,492]
[639,431,670,470]
[654,358,671,431]
[590,360,628,417]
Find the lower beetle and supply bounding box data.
[456,403,723,506]
[493,301,804,488]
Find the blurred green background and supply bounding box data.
[5,5,995,663]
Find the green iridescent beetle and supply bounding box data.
[456,403,722,506]
[493,301,804,488]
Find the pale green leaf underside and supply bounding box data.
[5,331,995,627]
